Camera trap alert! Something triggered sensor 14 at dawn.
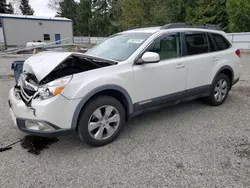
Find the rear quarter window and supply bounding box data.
[212,33,231,51]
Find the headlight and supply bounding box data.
[39,75,72,100]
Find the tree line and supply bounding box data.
[1,0,249,36]
[0,0,34,15]
[54,0,250,36]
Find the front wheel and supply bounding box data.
[205,73,230,106]
[77,96,125,147]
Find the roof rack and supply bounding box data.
[160,23,221,30]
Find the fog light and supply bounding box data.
[25,121,55,131]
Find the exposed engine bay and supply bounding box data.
[40,55,114,84]
[15,55,116,106]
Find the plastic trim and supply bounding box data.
[212,66,234,87]
[16,118,74,137]
[71,85,133,129]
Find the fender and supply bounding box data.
[71,85,134,129]
[211,65,234,86]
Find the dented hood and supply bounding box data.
[23,51,73,82]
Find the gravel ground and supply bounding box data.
[0,55,250,188]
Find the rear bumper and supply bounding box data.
[16,118,74,137]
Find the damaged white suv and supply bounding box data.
[9,24,241,146]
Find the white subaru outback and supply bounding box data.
[9,24,241,146]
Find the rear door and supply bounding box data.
[183,31,215,91]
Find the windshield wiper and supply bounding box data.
[83,55,118,65]
[83,57,103,67]
[92,59,117,65]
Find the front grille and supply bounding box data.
[19,74,38,106]
[23,87,36,96]
[20,86,33,105]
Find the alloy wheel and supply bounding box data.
[88,105,120,140]
[214,79,228,102]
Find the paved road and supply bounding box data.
[0,55,250,188]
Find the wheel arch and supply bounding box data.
[212,66,234,89]
[71,85,134,130]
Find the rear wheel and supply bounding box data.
[77,96,125,147]
[205,73,230,106]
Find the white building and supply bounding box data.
[0,14,73,47]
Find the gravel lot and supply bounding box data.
[0,55,250,188]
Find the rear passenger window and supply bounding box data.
[185,32,209,55]
[212,34,230,51]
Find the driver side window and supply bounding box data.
[149,33,181,60]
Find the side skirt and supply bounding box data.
[130,85,211,118]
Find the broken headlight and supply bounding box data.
[39,75,72,100]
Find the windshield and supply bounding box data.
[85,33,152,61]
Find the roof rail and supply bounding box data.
[160,23,221,30]
[125,26,145,31]
[160,23,190,29]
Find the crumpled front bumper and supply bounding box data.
[8,87,81,137]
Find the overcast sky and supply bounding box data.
[30,0,56,17]
[8,0,57,17]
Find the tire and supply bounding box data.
[205,73,230,106]
[77,96,125,147]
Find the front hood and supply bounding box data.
[23,51,73,82]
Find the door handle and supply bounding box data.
[212,57,219,62]
[176,63,185,69]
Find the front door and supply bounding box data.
[55,34,61,44]
[133,32,187,109]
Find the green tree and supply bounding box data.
[186,0,229,31]
[0,0,7,13]
[20,0,34,15]
[92,0,111,36]
[59,0,78,34]
[185,0,198,24]
[6,3,14,14]
[162,0,186,23]
[108,0,123,33]
[227,0,250,32]
[0,0,14,14]
[121,0,187,29]
[121,0,151,29]
[50,0,235,36]
[76,0,92,36]
[89,0,120,36]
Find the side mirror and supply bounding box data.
[141,52,160,63]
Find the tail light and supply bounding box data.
[236,49,241,57]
